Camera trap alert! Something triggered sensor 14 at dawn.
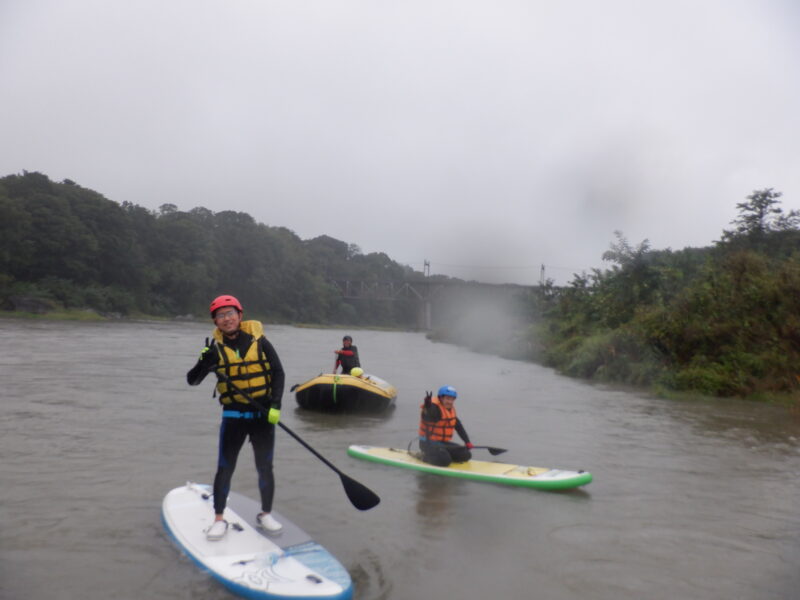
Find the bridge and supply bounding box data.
[328,279,538,330]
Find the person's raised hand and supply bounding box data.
[199,338,217,368]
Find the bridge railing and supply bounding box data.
[329,280,433,300]
[328,279,536,301]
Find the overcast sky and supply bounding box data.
[2,1,799,285]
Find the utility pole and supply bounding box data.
[422,260,431,329]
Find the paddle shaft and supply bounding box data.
[219,384,343,475]
[276,421,345,476]
[212,373,315,463]
[459,444,508,455]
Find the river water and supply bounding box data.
[1,318,799,600]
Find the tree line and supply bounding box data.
[0,171,427,325]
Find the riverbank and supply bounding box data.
[1,308,120,321]
[427,325,800,408]
[0,308,414,332]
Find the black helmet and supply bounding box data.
[343,335,353,342]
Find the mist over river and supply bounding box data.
[2,318,799,600]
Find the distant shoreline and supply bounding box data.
[0,309,414,333]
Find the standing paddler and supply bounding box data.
[186,294,285,540]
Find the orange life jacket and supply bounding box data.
[418,397,457,442]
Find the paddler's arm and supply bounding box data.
[186,340,219,385]
[455,419,471,445]
[260,337,285,409]
[420,392,442,422]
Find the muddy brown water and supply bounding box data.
[1,318,798,599]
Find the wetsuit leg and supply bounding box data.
[212,418,248,515]
[249,420,276,513]
[420,440,452,467]
[445,441,472,463]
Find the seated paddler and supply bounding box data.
[418,385,473,467]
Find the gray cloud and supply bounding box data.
[2,0,799,285]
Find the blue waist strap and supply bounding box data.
[222,410,261,419]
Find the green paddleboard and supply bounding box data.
[347,445,592,490]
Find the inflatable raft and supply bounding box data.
[292,373,397,413]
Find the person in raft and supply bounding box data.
[418,385,474,467]
[186,294,285,541]
[333,335,360,374]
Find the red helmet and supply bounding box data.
[209,294,243,317]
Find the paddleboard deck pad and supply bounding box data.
[162,483,352,600]
[347,445,592,490]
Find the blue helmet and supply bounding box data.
[437,385,457,399]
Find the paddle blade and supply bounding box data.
[487,447,507,456]
[340,473,381,511]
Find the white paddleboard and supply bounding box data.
[162,482,353,600]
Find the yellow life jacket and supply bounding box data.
[212,320,272,406]
[418,397,457,442]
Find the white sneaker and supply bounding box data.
[206,519,228,541]
[256,512,283,533]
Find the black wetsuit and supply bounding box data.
[187,330,285,515]
[335,344,360,374]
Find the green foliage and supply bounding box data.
[0,171,425,326]
[721,188,799,240]
[533,188,800,398]
[542,326,666,386]
[638,250,800,395]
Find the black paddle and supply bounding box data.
[212,369,380,511]
[467,445,508,456]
